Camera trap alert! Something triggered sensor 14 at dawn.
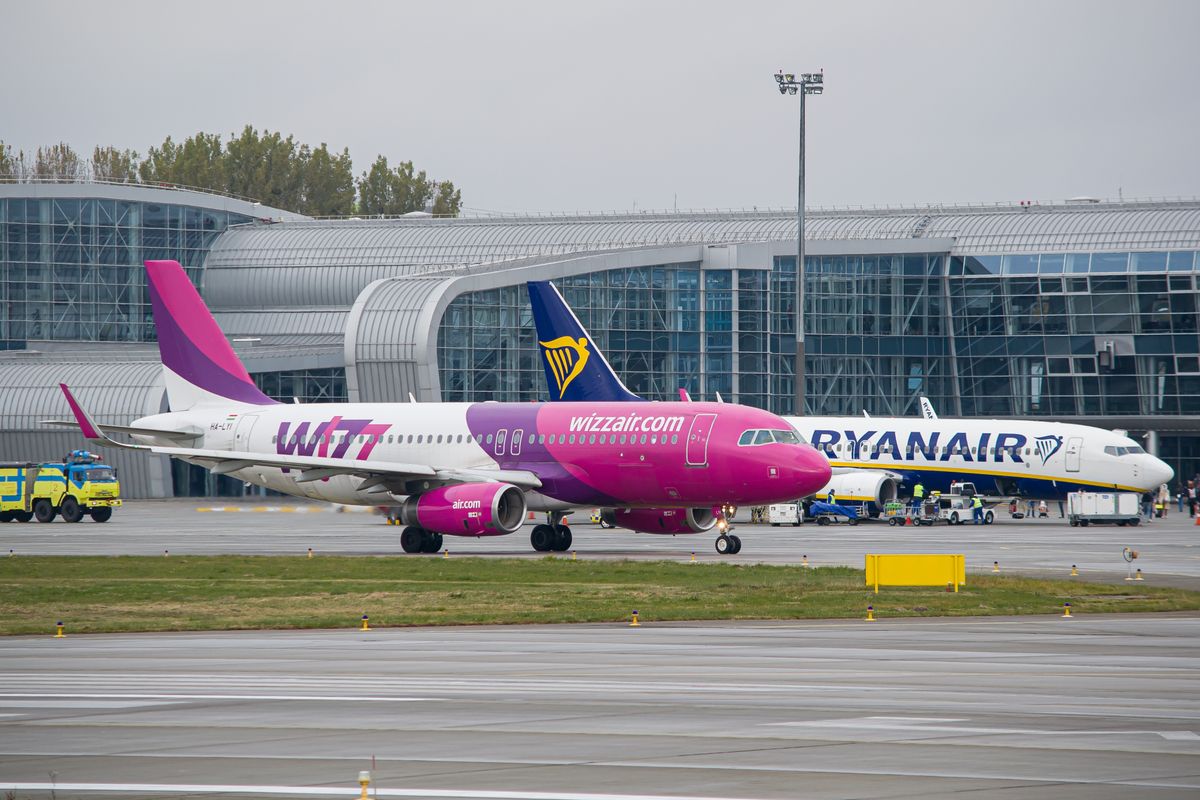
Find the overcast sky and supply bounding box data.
[4,0,1198,213]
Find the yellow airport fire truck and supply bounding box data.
[0,450,122,523]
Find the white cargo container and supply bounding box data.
[1067,491,1141,527]
[768,503,801,526]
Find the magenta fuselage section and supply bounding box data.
[465,401,830,507]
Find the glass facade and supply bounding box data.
[0,196,254,347]
[436,249,1200,417]
[253,367,347,404]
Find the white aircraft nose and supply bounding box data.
[1146,456,1175,489]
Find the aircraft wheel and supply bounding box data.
[420,530,442,553]
[14,511,32,523]
[553,524,572,552]
[90,507,113,523]
[728,534,742,554]
[400,526,424,553]
[715,534,732,555]
[530,524,556,552]
[61,496,84,523]
[33,499,56,523]
[984,510,995,525]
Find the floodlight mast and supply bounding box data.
[774,69,823,416]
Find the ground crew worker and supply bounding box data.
[912,482,925,513]
[827,489,836,505]
[972,495,984,524]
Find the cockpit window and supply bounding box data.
[771,429,800,445]
[1105,445,1147,456]
[738,430,756,446]
[753,430,774,445]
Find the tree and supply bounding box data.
[356,156,437,216]
[226,126,305,207]
[33,142,85,182]
[0,141,31,182]
[138,136,180,185]
[431,181,462,216]
[172,133,226,191]
[91,146,139,182]
[300,143,355,216]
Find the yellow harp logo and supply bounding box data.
[540,335,590,399]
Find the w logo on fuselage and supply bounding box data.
[540,336,590,399]
[1035,435,1063,465]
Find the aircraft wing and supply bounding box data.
[57,384,543,490]
[41,420,204,443]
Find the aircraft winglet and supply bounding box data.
[59,384,105,442]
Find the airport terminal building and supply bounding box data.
[3,182,1199,497]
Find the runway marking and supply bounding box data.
[768,715,1200,740]
[0,784,766,800]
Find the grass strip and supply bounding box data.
[1,555,1197,635]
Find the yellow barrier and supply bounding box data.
[865,554,966,594]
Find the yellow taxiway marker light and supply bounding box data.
[630,610,640,627]
[865,605,876,622]
[690,551,696,563]
[164,550,169,558]
[802,554,810,568]
[8,549,13,558]
[360,614,369,631]
[358,770,371,800]
[572,550,577,560]
[54,621,65,638]
[1135,568,1145,581]
[992,560,1000,573]
[1070,564,1078,577]
[1062,603,1073,618]
[443,549,449,559]
[307,547,313,559]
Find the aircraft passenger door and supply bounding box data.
[234,415,259,451]
[1064,437,1082,472]
[685,414,718,467]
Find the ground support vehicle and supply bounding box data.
[806,501,861,526]
[768,503,802,526]
[1067,491,1140,527]
[0,451,121,524]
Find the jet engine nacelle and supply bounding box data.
[400,483,527,536]
[602,507,718,535]
[818,472,899,510]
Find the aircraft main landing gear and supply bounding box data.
[400,526,443,554]
[531,512,572,552]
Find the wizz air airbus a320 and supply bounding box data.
[52,260,831,554]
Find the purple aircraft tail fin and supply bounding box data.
[145,260,277,409]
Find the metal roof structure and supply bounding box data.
[206,199,1200,281]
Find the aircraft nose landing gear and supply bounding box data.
[713,508,741,555]
[714,533,742,555]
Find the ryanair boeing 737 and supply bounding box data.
[527,280,1173,514]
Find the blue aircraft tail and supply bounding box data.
[527,281,643,402]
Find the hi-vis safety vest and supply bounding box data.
[914,484,925,499]
[973,497,983,509]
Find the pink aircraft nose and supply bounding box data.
[795,445,832,496]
